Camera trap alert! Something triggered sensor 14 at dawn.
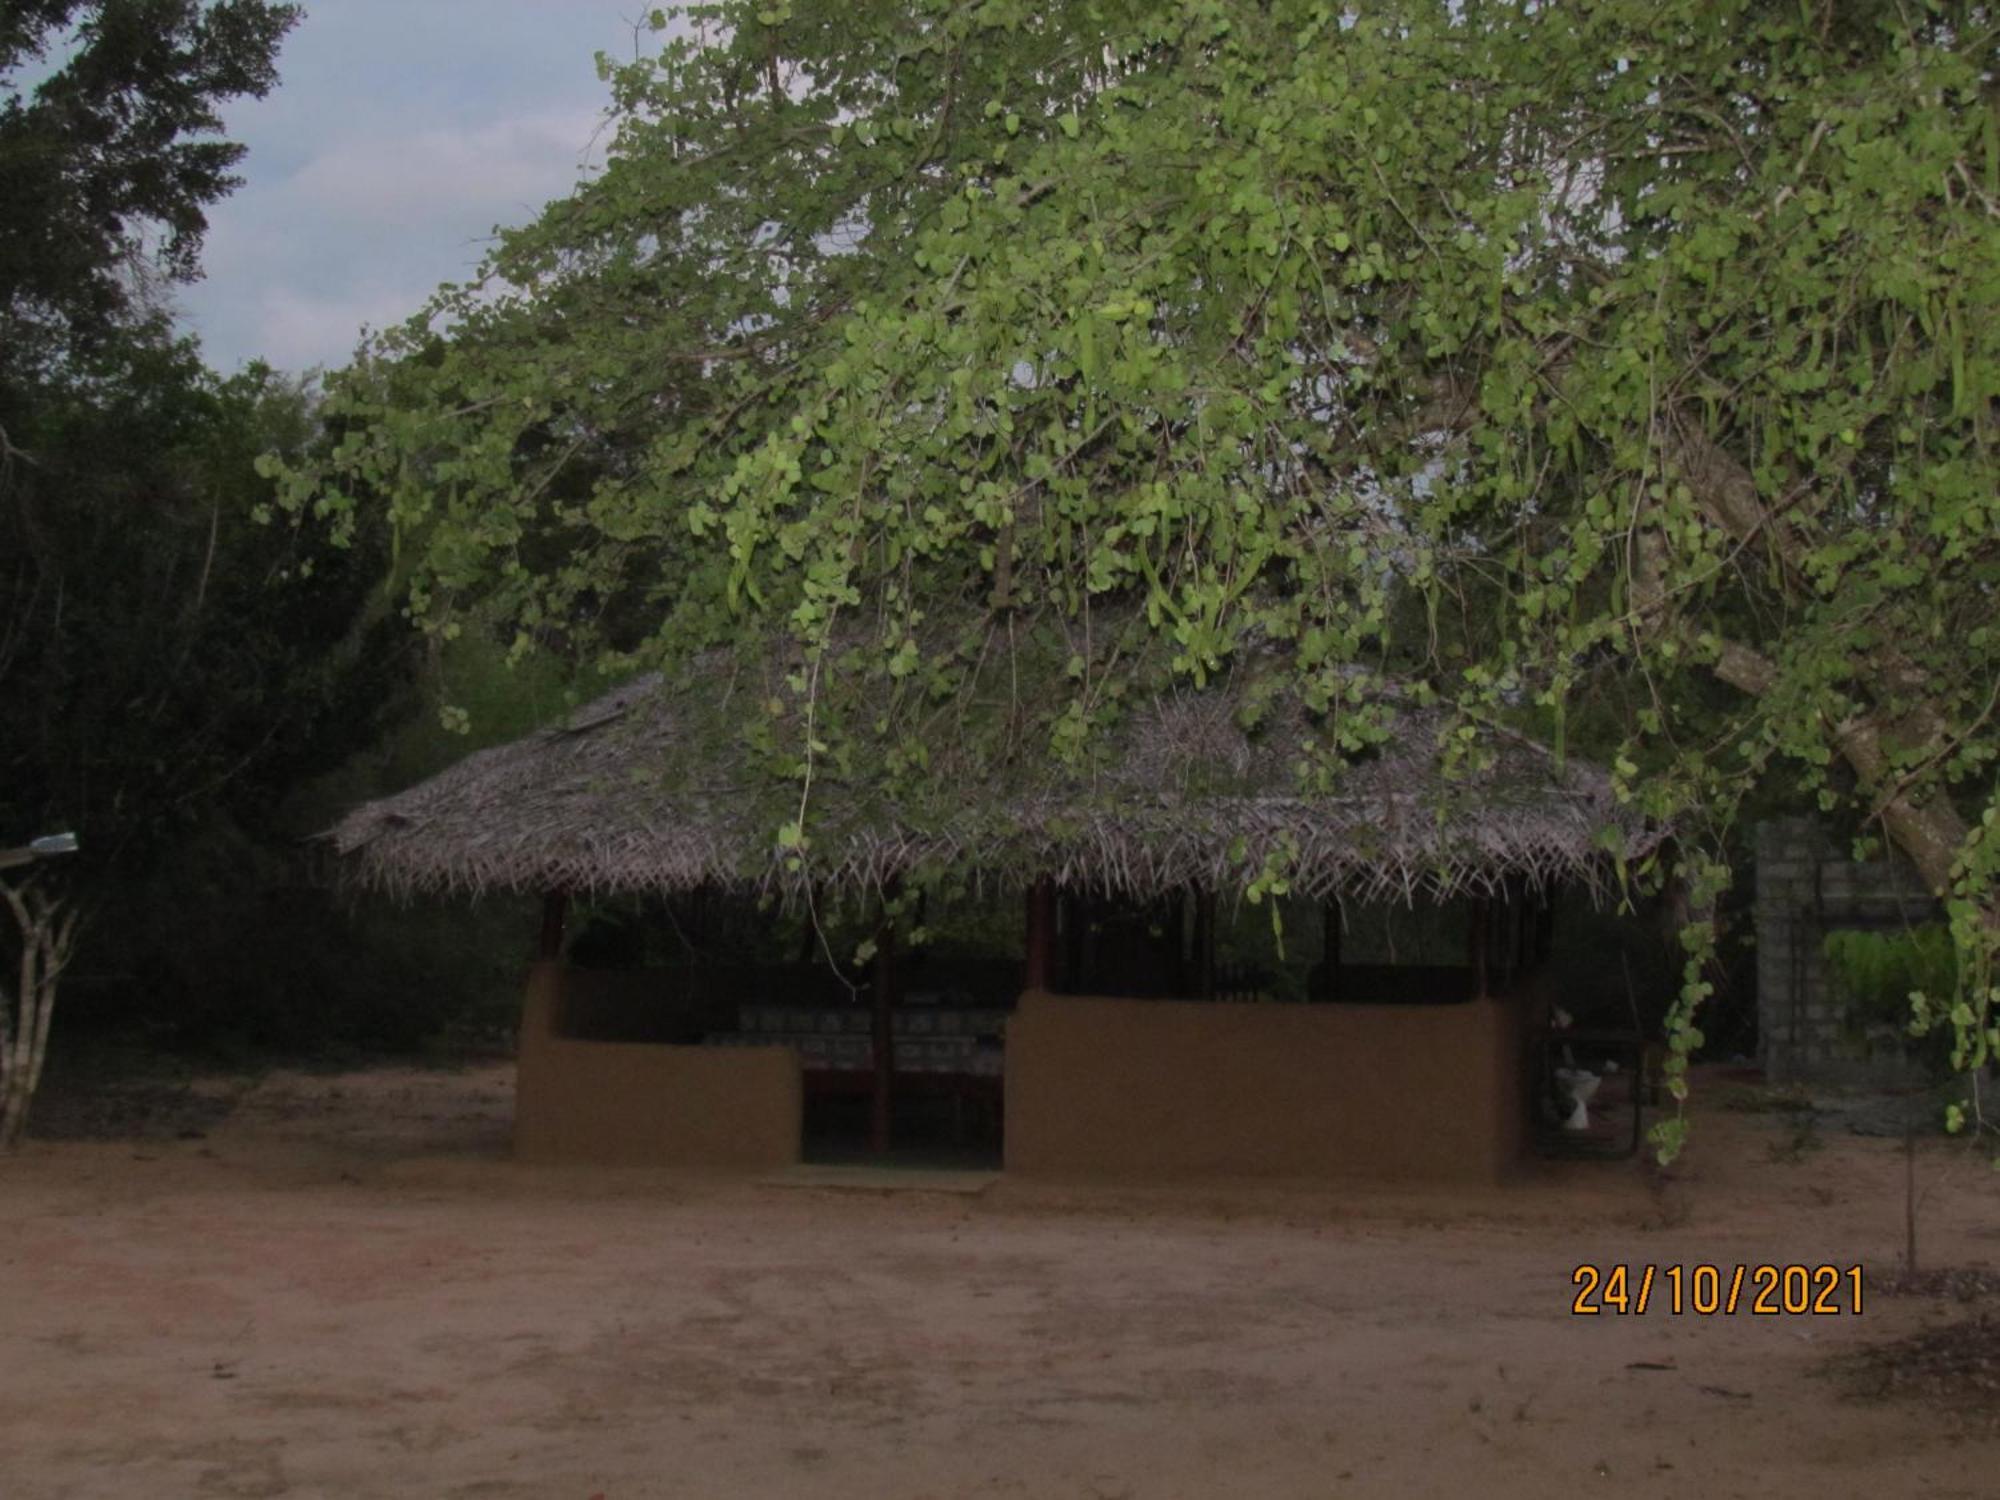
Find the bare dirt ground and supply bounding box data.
[2,1063,1997,1499]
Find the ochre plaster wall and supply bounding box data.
[1004,989,1526,1182]
[514,962,801,1169]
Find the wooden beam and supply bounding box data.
[537,890,568,961]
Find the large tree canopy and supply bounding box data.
[1,343,399,869]
[0,0,299,382]
[281,0,2000,1145]
[3,0,319,866]
[0,1,438,1112]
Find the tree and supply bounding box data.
[3,343,398,874]
[1,1,324,1143]
[0,0,300,385]
[280,1,2000,1155]
[0,869,78,1147]
[0,334,419,1140]
[2,1,316,826]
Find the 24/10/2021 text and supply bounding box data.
[1571,1264,1863,1316]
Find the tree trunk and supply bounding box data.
[1704,633,1969,897]
[1662,425,1977,901]
[0,880,79,1150]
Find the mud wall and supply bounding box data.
[515,962,801,1169]
[1004,990,1525,1182]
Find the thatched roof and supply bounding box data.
[327,641,1664,906]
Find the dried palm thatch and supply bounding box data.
[326,636,1664,907]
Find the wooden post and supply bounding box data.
[537,890,568,961]
[1468,896,1490,998]
[1024,877,1056,992]
[870,894,897,1154]
[1193,888,1217,1000]
[795,884,819,964]
[1062,889,1086,993]
[1320,898,1341,1002]
[682,882,712,955]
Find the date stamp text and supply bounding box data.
[1570,1263,1863,1316]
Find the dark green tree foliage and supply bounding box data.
[0,0,298,380]
[0,330,449,1050]
[0,2,472,1055]
[282,1,2000,1148]
[1,342,401,870]
[1,0,332,876]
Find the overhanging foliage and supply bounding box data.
[279,0,2000,1152]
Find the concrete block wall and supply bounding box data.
[1754,817,1940,1085]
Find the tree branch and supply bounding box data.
[1651,426,1973,894]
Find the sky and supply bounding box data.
[176,1,652,374]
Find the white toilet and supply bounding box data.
[1553,1067,1601,1132]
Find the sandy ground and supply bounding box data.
[1,1064,1997,1499]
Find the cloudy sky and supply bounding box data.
[177,1,651,373]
